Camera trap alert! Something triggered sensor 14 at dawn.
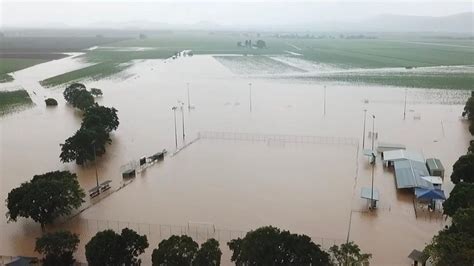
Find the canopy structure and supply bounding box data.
[394,160,433,189]
[382,149,425,163]
[360,187,380,201]
[420,176,443,185]
[377,142,406,153]
[363,149,376,157]
[415,188,446,200]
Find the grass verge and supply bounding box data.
[0,90,34,115]
[40,62,131,87]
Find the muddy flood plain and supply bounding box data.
[0,54,472,265]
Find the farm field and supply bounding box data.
[0,89,34,115]
[0,36,126,83]
[12,32,469,88]
[291,38,474,68]
[40,61,132,87]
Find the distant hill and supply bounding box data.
[358,12,473,33]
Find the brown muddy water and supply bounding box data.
[0,54,471,265]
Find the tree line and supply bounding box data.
[32,225,370,266]
[6,82,120,262]
[423,93,474,264]
[60,83,118,165]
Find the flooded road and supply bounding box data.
[0,55,471,265]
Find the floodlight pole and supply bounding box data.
[172,106,178,149]
[187,83,191,110]
[370,115,376,208]
[92,141,99,192]
[371,115,375,151]
[179,101,185,143]
[403,88,407,120]
[249,82,252,112]
[324,86,327,116]
[362,109,367,150]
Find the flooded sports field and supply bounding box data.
[0,53,472,264]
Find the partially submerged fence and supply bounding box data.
[65,217,345,250]
[197,131,359,147]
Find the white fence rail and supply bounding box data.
[198,131,359,146]
[65,218,345,250]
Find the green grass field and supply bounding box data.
[40,62,131,87]
[30,32,474,89]
[314,72,474,90]
[0,90,34,115]
[0,36,126,83]
[289,39,474,68]
[0,58,50,83]
[0,74,14,83]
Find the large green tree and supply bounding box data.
[85,228,148,266]
[63,83,86,103]
[63,83,94,110]
[82,104,119,133]
[60,127,110,165]
[227,226,330,266]
[193,239,222,266]
[443,183,474,216]
[424,207,474,265]
[6,171,85,230]
[35,230,80,266]
[329,241,372,266]
[152,235,199,266]
[72,89,95,110]
[451,153,474,184]
[121,228,150,265]
[462,95,474,135]
[462,95,474,121]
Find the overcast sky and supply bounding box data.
[1,0,472,28]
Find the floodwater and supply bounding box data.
[0,54,471,265]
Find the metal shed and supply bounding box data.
[426,158,445,178]
[383,149,425,163]
[394,160,433,189]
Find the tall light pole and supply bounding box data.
[92,141,99,192]
[370,114,376,209]
[249,82,252,112]
[172,106,178,149]
[187,83,191,110]
[323,86,327,116]
[178,101,185,143]
[403,88,407,120]
[371,115,376,151]
[362,109,367,150]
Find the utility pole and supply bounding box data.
[362,109,367,150]
[179,101,185,143]
[187,83,191,110]
[371,115,376,151]
[403,88,407,120]
[172,106,178,149]
[92,141,99,192]
[323,86,327,116]
[249,82,252,112]
[370,114,376,209]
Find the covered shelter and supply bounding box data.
[426,158,445,178]
[382,149,425,164]
[376,142,406,153]
[408,249,428,266]
[420,176,443,189]
[394,160,433,189]
[361,187,380,208]
[415,188,446,201]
